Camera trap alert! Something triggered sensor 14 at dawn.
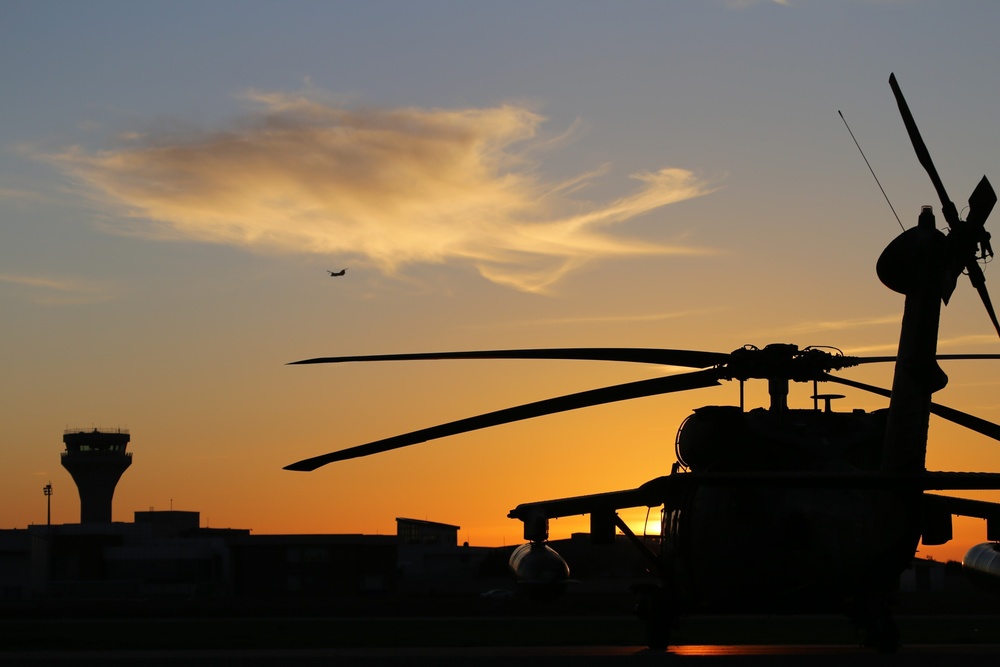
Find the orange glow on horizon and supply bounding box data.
[6,8,1000,594]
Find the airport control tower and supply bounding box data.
[61,428,132,524]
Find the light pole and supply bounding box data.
[43,482,52,527]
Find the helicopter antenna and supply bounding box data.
[839,110,905,232]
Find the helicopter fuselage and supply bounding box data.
[667,405,909,612]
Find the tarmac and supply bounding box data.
[4,644,1000,666]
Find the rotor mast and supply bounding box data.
[876,206,948,472]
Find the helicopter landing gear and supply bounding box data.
[634,584,675,650]
[855,597,900,653]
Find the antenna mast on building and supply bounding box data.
[43,482,52,527]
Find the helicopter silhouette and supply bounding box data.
[327,268,347,277]
[285,74,1000,652]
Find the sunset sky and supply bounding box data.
[4,1,1000,561]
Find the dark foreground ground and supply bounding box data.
[4,582,1000,662]
[2,614,999,650]
[4,612,1000,665]
[3,645,1000,667]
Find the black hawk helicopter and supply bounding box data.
[284,74,1000,651]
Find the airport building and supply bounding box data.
[4,427,988,617]
[0,428,676,612]
[0,428,515,607]
[0,512,514,607]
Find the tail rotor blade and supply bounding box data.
[889,73,957,225]
[890,75,999,337]
[967,176,997,230]
[967,262,1000,337]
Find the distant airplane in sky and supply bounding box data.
[327,269,347,277]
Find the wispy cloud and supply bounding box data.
[0,273,115,305]
[781,314,901,336]
[41,89,719,293]
[724,0,792,8]
[742,314,899,349]
[833,333,1000,357]
[938,333,1000,350]
[0,187,43,202]
[477,308,720,329]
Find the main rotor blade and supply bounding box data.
[822,373,892,399]
[823,373,1000,442]
[284,369,722,471]
[889,73,956,225]
[852,353,1000,365]
[927,401,1000,443]
[289,348,730,368]
[935,353,1000,362]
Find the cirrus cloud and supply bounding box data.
[0,273,115,305]
[44,90,720,293]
